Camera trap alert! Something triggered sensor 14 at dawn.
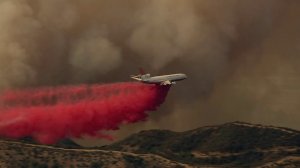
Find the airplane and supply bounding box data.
[130,68,187,85]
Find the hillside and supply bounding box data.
[102,122,300,167]
[0,139,188,168]
[0,122,299,167]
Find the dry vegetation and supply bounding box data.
[0,122,299,167]
[0,140,189,168]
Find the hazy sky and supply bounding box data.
[0,0,299,146]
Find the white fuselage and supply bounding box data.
[131,73,187,85]
[143,74,187,83]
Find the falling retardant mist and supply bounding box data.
[0,82,170,144]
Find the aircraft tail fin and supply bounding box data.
[131,68,150,81]
[139,68,145,75]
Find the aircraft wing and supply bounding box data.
[161,80,172,85]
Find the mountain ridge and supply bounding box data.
[0,121,299,167]
[102,121,300,167]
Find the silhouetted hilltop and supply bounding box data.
[0,122,299,167]
[17,137,81,148]
[103,121,300,167]
[106,121,300,152]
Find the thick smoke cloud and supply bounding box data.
[70,30,122,81]
[0,0,299,145]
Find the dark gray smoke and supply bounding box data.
[0,0,299,146]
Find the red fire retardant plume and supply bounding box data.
[0,82,170,144]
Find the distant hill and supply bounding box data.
[16,136,81,148]
[0,139,187,168]
[102,121,300,167]
[0,122,299,167]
